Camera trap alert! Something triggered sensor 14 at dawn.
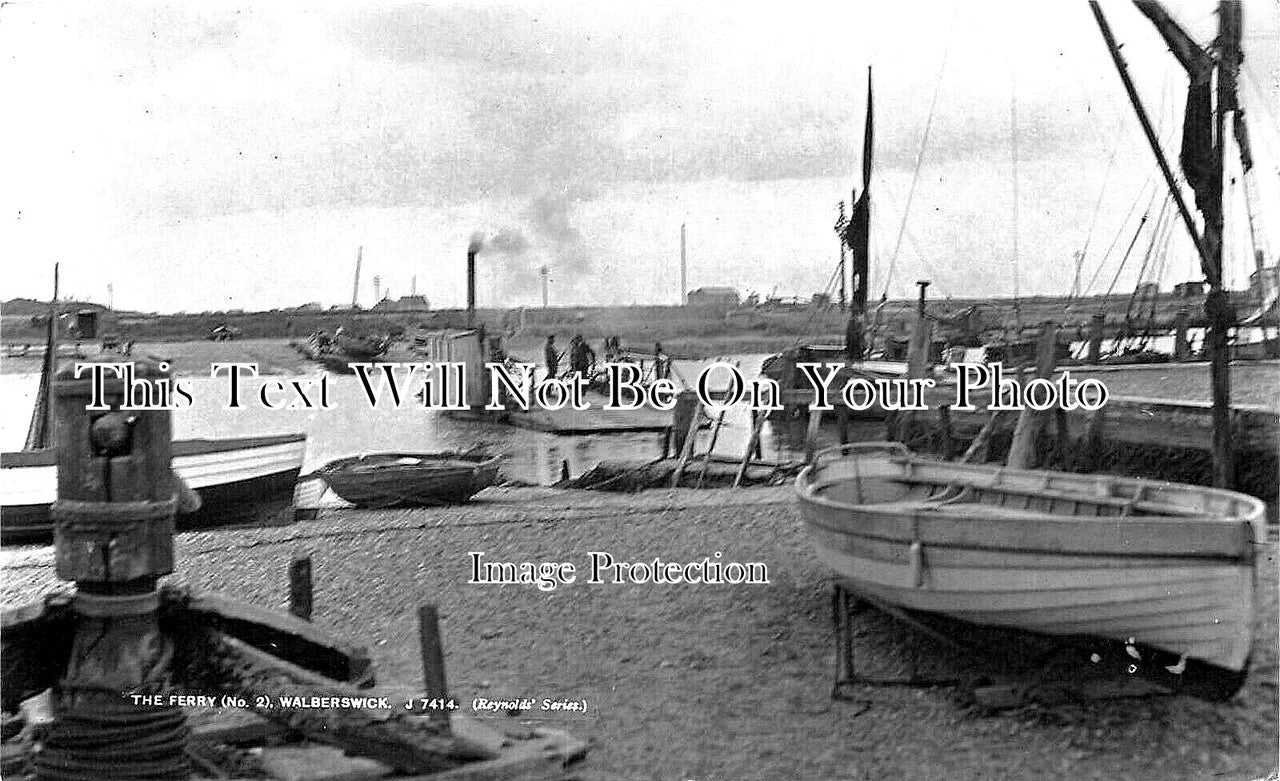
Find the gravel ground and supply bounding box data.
[2,487,1276,780]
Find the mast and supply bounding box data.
[837,201,848,311]
[24,263,59,451]
[679,223,687,306]
[842,66,873,359]
[1093,0,1239,488]
[351,246,363,310]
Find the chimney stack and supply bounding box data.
[680,223,687,306]
[466,240,479,328]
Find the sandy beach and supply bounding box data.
[3,486,1275,780]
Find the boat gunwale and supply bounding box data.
[315,452,502,477]
[1,433,307,468]
[795,444,1266,560]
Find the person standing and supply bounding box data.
[654,342,670,380]
[544,335,560,379]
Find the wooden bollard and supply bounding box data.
[417,605,451,729]
[1087,312,1106,364]
[1007,322,1060,469]
[1173,308,1190,360]
[289,554,313,621]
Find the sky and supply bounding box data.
[2,1,1278,313]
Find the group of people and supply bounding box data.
[543,334,671,383]
[544,334,599,380]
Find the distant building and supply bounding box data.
[372,295,432,313]
[686,287,739,310]
[1134,282,1161,298]
[1173,281,1206,298]
[811,292,832,307]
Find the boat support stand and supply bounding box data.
[830,584,962,701]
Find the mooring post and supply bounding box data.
[1087,312,1106,364]
[289,554,314,621]
[670,389,699,458]
[1173,308,1190,361]
[1007,321,1060,469]
[417,605,451,729]
[39,361,191,780]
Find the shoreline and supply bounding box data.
[2,485,1275,779]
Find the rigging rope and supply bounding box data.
[881,7,957,299]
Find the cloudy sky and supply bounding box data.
[3,1,1278,313]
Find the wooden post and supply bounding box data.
[1087,312,1106,364]
[696,410,727,488]
[41,361,189,779]
[670,399,702,488]
[836,404,850,445]
[1006,322,1059,469]
[960,411,1005,464]
[804,408,824,463]
[417,605,451,729]
[937,405,954,458]
[671,390,698,455]
[1173,308,1190,360]
[735,411,767,487]
[289,554,313,621]
[658,427,671,460]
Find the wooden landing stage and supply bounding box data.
[453,399,692,435]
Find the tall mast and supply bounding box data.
[25,263,59,451]
[1092,0,1239,488]
[351,246,363,310]
[842,66,873,359]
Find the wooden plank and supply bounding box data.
[396,727,588,781]
[174,629,496,775]
[163,588,374,687]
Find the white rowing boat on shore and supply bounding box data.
[1,433,307,544]
[795,443,1266,698]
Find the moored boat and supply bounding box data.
[316,451,501,508]
[1,433,307,544]
[795,442,1266,698]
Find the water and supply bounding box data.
[2,354,1274,486]
[0,356,791,485]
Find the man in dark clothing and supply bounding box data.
[544,335,560,379]
[569,334,595,377]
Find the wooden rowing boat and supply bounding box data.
[316,452,501,507]
[795,442,1266,697]
[1,434,307,544]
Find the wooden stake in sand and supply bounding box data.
[289,554,313,621]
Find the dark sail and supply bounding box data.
[1132,1,1220,217]
[843,67,873,359]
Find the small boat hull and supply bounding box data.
[795,443,1265,683]
[1,434,307,544]
[317,452,501,508]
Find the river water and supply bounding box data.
[2,354,1274,486]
